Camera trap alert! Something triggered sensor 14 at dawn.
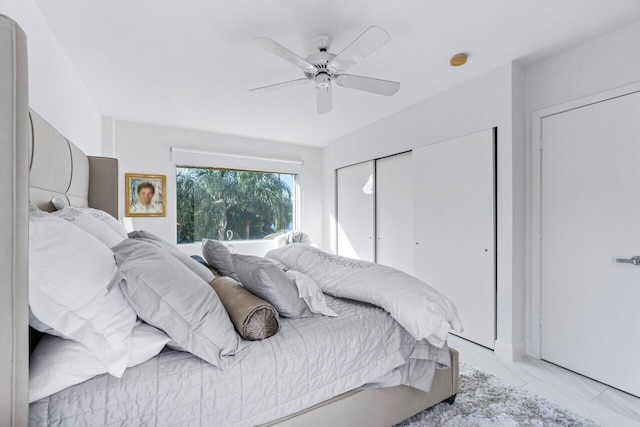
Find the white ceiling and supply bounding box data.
[34,0,640,147]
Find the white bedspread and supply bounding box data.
[267,244,463,348]
[29,296,450,427]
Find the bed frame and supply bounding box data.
[0,15,458,426]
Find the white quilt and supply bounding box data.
[266,244,463,348]
[29,296,450,427]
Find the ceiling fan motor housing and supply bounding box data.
[304,52,336,79]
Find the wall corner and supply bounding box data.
[101,115,115,157]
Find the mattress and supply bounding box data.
[29,295,451,426]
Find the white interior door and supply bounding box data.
[376,152,413,274]
[337,161,375,262]
[413,129,496,349]
[541,91,640,397]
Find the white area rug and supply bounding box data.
[394,362,598,426]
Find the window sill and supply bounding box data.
[177,239,278,257]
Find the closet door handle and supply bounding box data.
[612,256,640,265]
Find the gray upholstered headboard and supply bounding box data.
[1,14,29,426]
[1,14,120,425]
[28,110,119,217]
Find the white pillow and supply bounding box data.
[274,230,318,248]
[80,207,129,240]
[113,239,248,369]
[50,195,69,210]
[50,197,129,241]
[285,270,338,317]
[29,209,137,376]
[51,207,126,248]
[29,322,170,403]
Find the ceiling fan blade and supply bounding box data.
[335,74,400,96]
[328,26,391,74]
[250,78,311,94]
[253,37,316,73]
[316,84,332,114]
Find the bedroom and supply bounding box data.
[1,0,639,426]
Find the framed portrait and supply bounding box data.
[125,173,166,217]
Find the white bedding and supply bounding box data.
[267,244,463,347]
[29,295,450,427]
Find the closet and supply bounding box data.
[336,152,413,272]
[412,129,496,349]
[376,152,414,274]
[336,129,496,348]
[336,160,375,262]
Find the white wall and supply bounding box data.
[0,0,101,154]
[524,22,640,355]
[323,22,640,361]
[324,62,527,359]
[110,119,324,253]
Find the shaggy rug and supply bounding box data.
[394,362,598,426]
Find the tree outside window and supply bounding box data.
[176,167,295,244]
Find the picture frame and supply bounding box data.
[125,173,166,217]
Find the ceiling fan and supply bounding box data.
[251,26,400,114]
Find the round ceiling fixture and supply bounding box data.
[450,53,468,67]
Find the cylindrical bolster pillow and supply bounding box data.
[209,277,280,341]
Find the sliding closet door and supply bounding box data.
[413,129,496,348]
[336,161,375,261]
[376,152,413,274]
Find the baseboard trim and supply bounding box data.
[494,340,526,361]
[525,340,540,359]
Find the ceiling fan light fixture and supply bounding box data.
[450,53,468,67]
[315,72,330,89]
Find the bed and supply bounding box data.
[1,15,459,427]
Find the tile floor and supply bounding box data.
[448,335,640,427]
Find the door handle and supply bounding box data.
[612,255,640,265]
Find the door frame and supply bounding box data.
[529,81,640,358]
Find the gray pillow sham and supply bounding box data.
[209,276,279,340]
[129,230,214,283]
[232,254,309,318]
[113,239,248,369]
[202,239,240,281]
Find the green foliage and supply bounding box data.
[176,168,294,243]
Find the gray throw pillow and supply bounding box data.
[128,230,214,284]
[232,254,309,318]
[113,239,248,369]
[202,239,240,281]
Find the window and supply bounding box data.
[176,167,295,244]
